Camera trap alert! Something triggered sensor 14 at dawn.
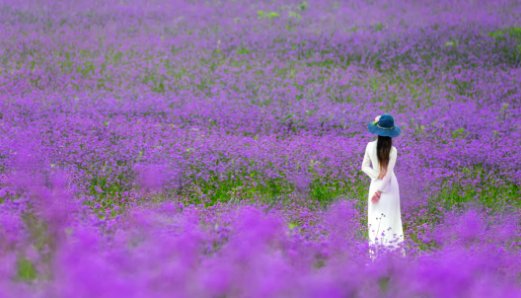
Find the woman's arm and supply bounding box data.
[375,148,397,193]
[361,143,378,180]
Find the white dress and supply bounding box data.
[361,140,405,254]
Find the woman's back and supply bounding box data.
[365,140,397,176]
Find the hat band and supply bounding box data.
[376,123,395,130]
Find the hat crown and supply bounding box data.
[378,114,394,128]
[368,113,400,137]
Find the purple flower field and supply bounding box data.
[0,0,520,297]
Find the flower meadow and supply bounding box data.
[0,0,520,297]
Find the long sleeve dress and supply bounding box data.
[361,140,404,250]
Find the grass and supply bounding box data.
[78,159,520,221]
[434,165,520,210]
[308,174,368,209]
[85,170,133,218]
[16,211,57,282]
[489,27,521,66]
[16,257,38,282]
[183,170,295,207]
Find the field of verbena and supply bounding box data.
[0,0,520,297]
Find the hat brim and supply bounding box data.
[367,122,401,137]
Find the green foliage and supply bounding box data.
[22,212,53,254]
[434,165,520,210]
[444,39,458,48]
[308,173,369,210]
[19,212,57,281]
[111,50,123,64]
[16,257,38,282]
[451,127,467,139]
[453,78,473,95]
[489,27,521,41]
[403,202,444,251]
[373,22,384,32]
[308,177,345,205]
[86,172,131,217]
[299,1,308,11]
[313,256,326,268]
[257,10,280,19]
[89,175,124,200]
[489,27,521,65]
[305,59,335,68]
[142,72,166,93]
[153,80,165,93]
[369,76,380,93]
[288,221,299,230]
[236,46,251,55]
[59,51,74,73]
[378,276,391,293]
[77,61,95,77]
[186,170,294,207]
[288,11,302,20]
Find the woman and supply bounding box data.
[361,114,405,258]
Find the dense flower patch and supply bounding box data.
[0,0,520,297]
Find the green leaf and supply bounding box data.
[257,10,280,19]
[17,257,37,282]
[236,46,251,55]
[451,127,466,139]
[374,22,384,32]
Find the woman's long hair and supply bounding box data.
[377,135,392,173]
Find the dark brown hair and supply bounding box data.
[377,135,392,172]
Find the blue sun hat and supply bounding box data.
[367,113,401,137]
